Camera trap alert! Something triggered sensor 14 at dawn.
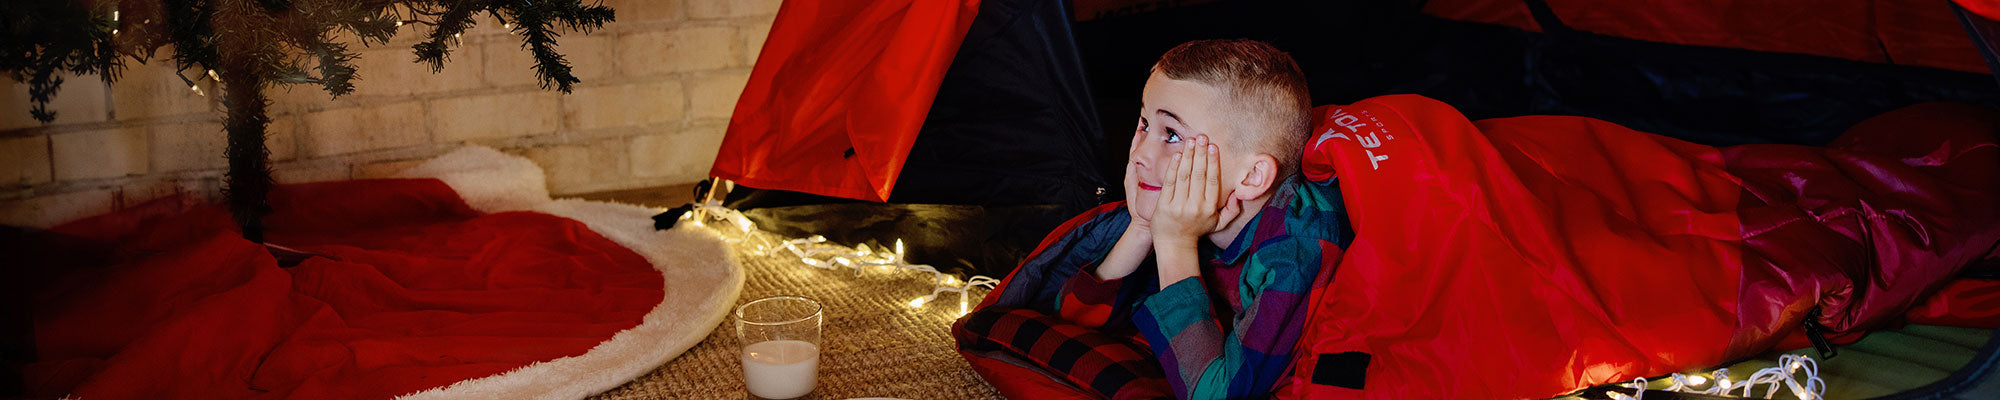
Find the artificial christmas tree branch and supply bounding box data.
[2,0,614,241]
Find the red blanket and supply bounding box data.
[1285,96,2000,398]
[13,179,663,399]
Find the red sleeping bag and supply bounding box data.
[1282,96,2000,398]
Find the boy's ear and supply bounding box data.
[1234,154,1280,200]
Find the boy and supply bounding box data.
[955,39,1350,399]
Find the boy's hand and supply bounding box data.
[1152,135,1241,249]
[1150,135,1239,286]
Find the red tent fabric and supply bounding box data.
[709,0,981,202]
[1423,0,1992,74]
[17,179,663,399]
[1962,0,2000,21]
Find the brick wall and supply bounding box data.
[0,0,778,228]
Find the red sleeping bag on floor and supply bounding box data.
[1282,96,2000,399]
[10,179,663,399]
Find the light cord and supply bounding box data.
[679,194,998,317]
[1647,354,1825,400]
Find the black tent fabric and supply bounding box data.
[892,0,1108,211]
[1073,0,2000,153]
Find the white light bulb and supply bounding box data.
[1685,374,1708,386]
[907,297,927,307]
[958,291,971,316]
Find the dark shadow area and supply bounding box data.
[0,226,122,398]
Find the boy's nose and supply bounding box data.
[1131,143,1160,167]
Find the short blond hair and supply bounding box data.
[1152,39,1312,178]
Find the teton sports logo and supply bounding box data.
[1313,107,1393,170]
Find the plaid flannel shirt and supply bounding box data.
[958,177,1351,400]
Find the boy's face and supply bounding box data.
[1127,71,1246,222]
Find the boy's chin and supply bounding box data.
[1126,187,1159,222]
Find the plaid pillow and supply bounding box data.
[956,307,1172,400]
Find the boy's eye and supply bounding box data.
[1164,129,1182,144]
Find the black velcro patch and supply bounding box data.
[1311,352,1371,390]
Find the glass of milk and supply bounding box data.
[736,295,823,399]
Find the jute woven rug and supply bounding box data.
[592,243,1005,399]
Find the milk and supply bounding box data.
[741,339,819,399]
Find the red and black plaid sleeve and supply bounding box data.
[1057,264,1133,328]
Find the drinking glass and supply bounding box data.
[736,296,823,399]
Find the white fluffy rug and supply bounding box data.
[387,146,745,400]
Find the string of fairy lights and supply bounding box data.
[1608,353,1826,400]
[677,180,998,317]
